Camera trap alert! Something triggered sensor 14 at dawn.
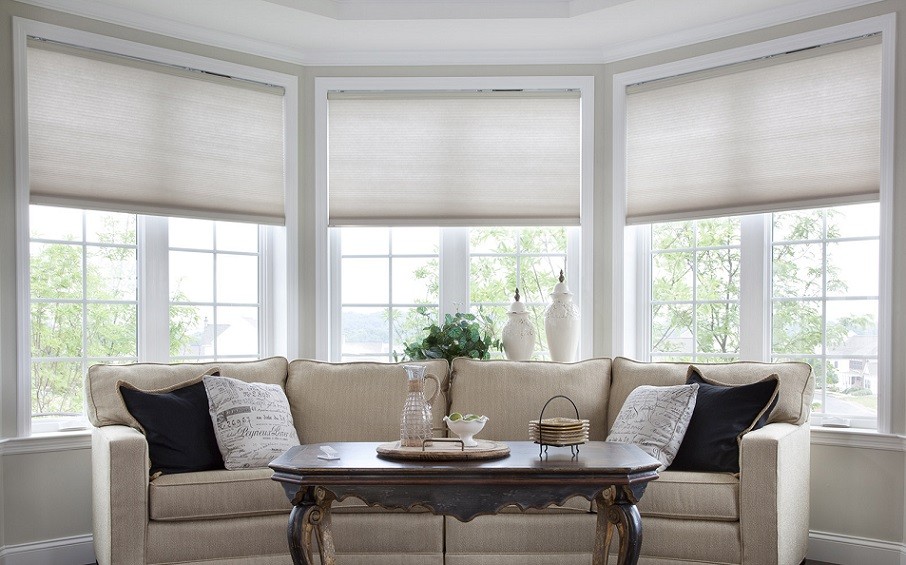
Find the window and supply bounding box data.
[335,227,440,362]
[28,205,275,430]
[648,218,740,362]
[332,226,576,361]
[642,203,879,427]
[17,23,296,435]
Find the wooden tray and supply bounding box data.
[376,439,510,461]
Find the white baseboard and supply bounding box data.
[0,530,903,565]
[809,530,906,565]
[0,534,95,565]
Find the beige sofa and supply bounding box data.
[87,356,814,565]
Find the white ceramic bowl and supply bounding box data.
[443,415,488,447]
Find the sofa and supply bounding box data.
[87,355,814,565]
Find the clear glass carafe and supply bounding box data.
[400,364,440,447]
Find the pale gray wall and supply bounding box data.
[0,0,904,554]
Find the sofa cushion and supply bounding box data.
[149,468,288,521]
[119,370,224,476]
[636,470,739,521]
[204,375,300,470]
[670,367,779,473]
[448,358,611,442]
[608,357,813,431]
[286,359,449,443]
[606,383,698,470]
[86,356,289,428]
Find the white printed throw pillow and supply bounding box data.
[606,383,699,470]
[203,374,300,470]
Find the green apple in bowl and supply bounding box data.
[443,413,488,447]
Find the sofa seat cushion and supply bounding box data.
[635,470,739,521]
[150,469,289,521]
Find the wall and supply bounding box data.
[0,0,904,562]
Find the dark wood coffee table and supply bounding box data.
[270,440,660,565]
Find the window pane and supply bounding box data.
[829,203,880,238]
[391,227,439,255]
[826,240,878,297]
[652,252,693,302]
[32,361,84,416]
[85,210,135,245]
[652,220,693,250]
[392,306,438,355]
[519,256,564,305]
[342,258,389,304]
[696,302,739,356]
[30,205,82,241]
[216,306,259,356]
[30,243,83,299]
[216,221,258,253]
[772,243,823,298]
[651,303,693,354]
[87,246,137,301]
[696,249,740,301]
[342,307,389,356]
[518,227,567,254]
[86,303,137,357]
[31,302,83,358]
[170,305,212,357]
[169,217,214,249]
[392,257,438,304]
[341,227,389,255]
[470,228,516,253]
[772,300,822,355]
[217,254,259,304]
[170,251,214,302]
[773,209,823,241]
[470,256,517,304]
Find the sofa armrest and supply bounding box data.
[92,425,150,565]
[739,422,810,565]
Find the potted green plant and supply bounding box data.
[397,309,500,363]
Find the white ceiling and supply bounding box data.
[21,0,882,65]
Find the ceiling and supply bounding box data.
[21,0,882,65]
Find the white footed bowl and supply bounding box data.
[443,415,488,447]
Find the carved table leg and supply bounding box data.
[287,486,337,565]
[593,486,645,565]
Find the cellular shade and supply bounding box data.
[327,91,580,226]
[27,40,286,224]
[625,37,881,225]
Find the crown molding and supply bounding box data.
[598,0,886,63]
[12,0,887,67]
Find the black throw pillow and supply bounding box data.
[669,366,779,473]
[119,381,224,476]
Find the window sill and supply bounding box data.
[810,426,906,452]
[0,430,91,456]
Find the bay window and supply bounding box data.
[619,25,889,430]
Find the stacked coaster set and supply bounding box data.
[529,417,589,447]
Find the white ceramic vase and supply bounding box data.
[501,288,535,361]
[544,270,579,362]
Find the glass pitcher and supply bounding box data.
[400,364,441,447]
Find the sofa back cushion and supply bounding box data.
[286,359,449,444]
[607,357,814,432]
[86,357,289,428]
[448,358,611,442]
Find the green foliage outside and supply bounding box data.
[30,209,201,417]
[651,208,877,413]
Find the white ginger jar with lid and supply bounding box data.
[501,288,535,361]
[544,270,580,362]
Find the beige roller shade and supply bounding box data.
[625,36,881,225]
[327,91,580,226]
[27,39,286,224]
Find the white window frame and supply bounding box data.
[12,19,300,437]
[612,15,896,433]
[316,76,594,362]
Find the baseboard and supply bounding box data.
[809,530,906,565]
[0,534,95,565]
[0,530,903,565]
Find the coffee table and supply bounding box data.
[270,440,660,565]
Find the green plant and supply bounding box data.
[397,310,500,363]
